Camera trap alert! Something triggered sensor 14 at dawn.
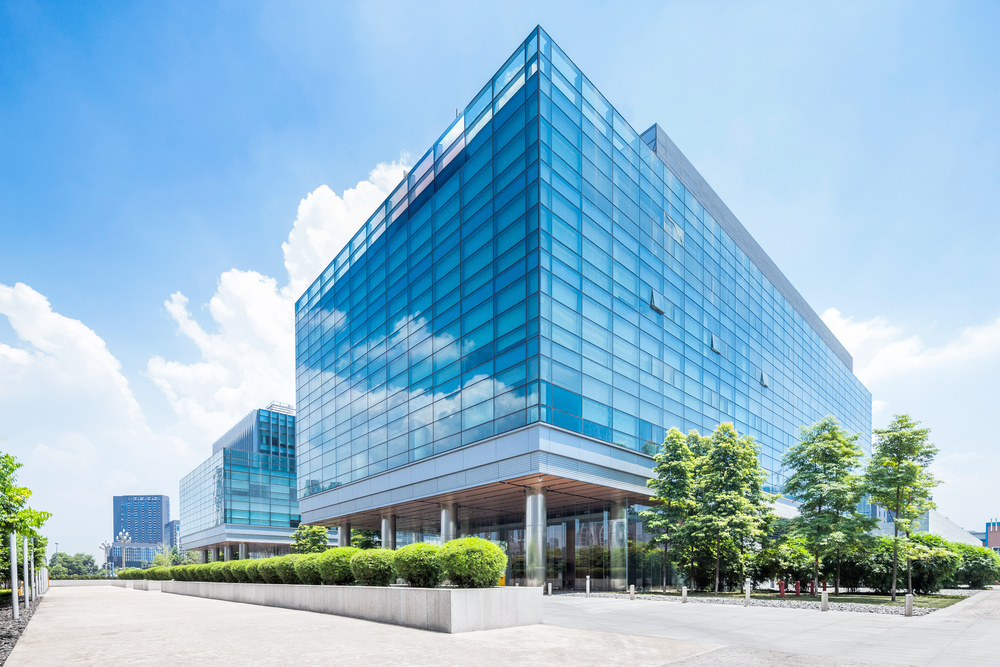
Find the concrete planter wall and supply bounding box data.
[132,580,162,591]
[50,580,127,587]
[161,581,542,633]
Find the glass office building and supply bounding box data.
[294,27,871,589]
[111,494,170,567]
[179,403,305,560]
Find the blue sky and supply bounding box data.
[2,1,998,556]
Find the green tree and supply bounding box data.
[640,427,696,586]
[152,546,187,567]
[48,552,97,577]
[685,423,774,593]
[863,414,938,600]
[1,452,51,588]
[350,528,380,550]
[291,525,330,553]
[782,417,876,595]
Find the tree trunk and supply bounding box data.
[714,539,721,594]
[836,551,841,596]
[813,551,820,597]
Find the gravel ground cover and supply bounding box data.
[560,591,947,615]
[1,597,41,665]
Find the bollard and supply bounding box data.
[823,581,827,592]
[682,586,688,603]
[586,575,591,598]
[629,584,635,601]
[821,591,829,612]
[745,578,751,607]
[779,581,786,598]
[795,581,801,597]
[547,583,552,596]
[905,594,913,617]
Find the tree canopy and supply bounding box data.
[291,525,330,553]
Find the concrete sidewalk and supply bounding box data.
[543,590,1000,666]
[6,586,716,666]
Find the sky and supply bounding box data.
[1,0,998,558]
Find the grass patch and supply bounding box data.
[645,590,965,609]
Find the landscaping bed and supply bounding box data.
[1,596,41,664]
[562,590,967,616]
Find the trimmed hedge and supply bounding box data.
[245,559,264,583]
[351,549,395,586]
[438,537,507,588]
[393,543,443,589]
[259,557,282,584]
[275,555,303,584]
[318,547,359,585]
[294,553,323,585]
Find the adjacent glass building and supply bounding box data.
[294,27,871,589]
[179,403,306,561]
[111,494,170,567]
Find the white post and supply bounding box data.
[30,543,35,602]
[744,578,752,607]
[586,575,591,598]
[22,536,29,610]
[547,582,552,596]
[905,594,913,617]
[9,533,18,620]
[821,590,829,611]
[682,585,688,603]
[629,584,636,600]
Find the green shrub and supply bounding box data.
[351,549,395,586]
[245,559,264,583]
[950,542,1000,588]
[258,557,282,584]
[145,567,170,581]
[207,561,226,582]
[274,555,303,584]
[393,543,443,588]
[116,568,144,580]
[438,537,507,588]
[228,560,250,583]
[218,561,237,583]
[294,553,323,585]
[318,547,358,585]
[191,564,210,582]
[169,565,186,581]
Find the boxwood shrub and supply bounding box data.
[274,555,302,584]
[245,559,264,583]
[318,547,358,585]
[438,537,507,588]
[259,557,282,584]
[229,560,251,583]
[145,567,171,581]
[393,543,443,588]
[208,561,227,582]
[294,553,323,585]
[116,568,144,580]
[351,549,395,586]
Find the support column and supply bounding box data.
[338,523,351,548]
[609,501,627,591]
[525,485,547,588]
[239,543,247,560]
[223,545,231,562]
[440,503,457,543]
[381,515,397,550]
[201,549,210,564]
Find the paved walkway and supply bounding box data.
[543,590,1000,666]
[5,586,716,666]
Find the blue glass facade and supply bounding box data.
[294,27,870,503]
[179,406,301,556]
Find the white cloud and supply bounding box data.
[0,282,184,557]
[148,158,408,440]
[822,307,1000,384]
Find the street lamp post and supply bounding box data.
[116,530,131,573]
[100,541,111,576]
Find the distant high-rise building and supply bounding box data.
[180,402,313,562]
[112,494,170,567]
[165,519,182,550]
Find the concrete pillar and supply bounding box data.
[525,485,547,588]
[440,504,457,543]
[609,501,627,591]
[338,523,351,548]
[201,549,210,564]
[564,520,576,590]
[239,543,247,560]
[223,545,231,562]
[381,515,397,550]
